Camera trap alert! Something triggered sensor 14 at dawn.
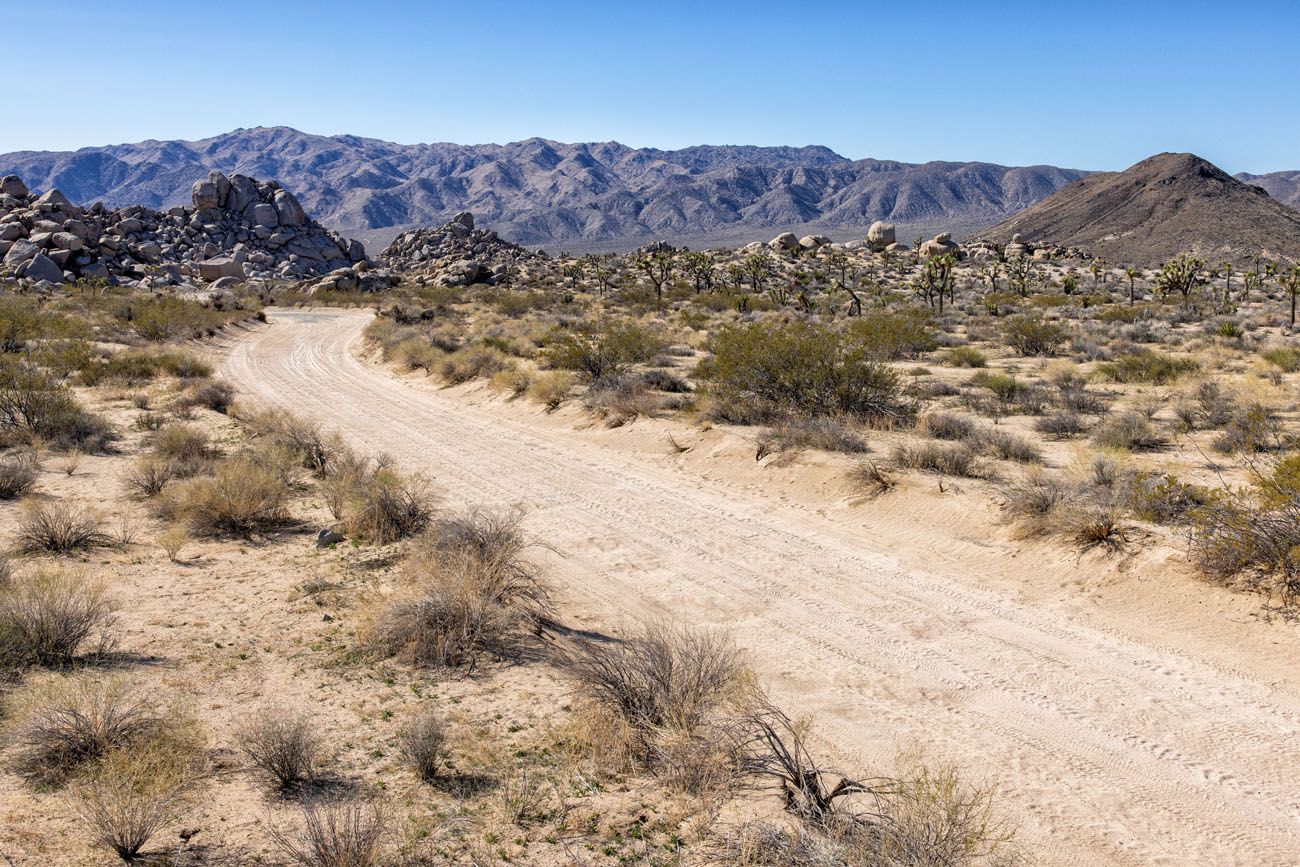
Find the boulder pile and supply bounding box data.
[380,212,542,286]
[0,170,366,286]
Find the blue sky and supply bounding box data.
[3,0,1295,172]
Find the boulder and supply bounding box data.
[918,232,960,258]
[273,190,306,227]
[50,231,84,252]
[209,276,242,290]
[192,179,220,210]
[227,174,260,213]
[798,234,830,250]
[867,221,896,252]
[197,257,245,281]
[250,203,279,228]
[3,238,40,268]
[0,223,22,242]
[885,241,910,253]
[315,528,345,548]
[23,252,64,283]
[35,189,76,211]
[207,171,231,209]
[0,175,27,198]
[768,231,799,251]
[453,212,474,230]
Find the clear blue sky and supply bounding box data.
[3,0,1295,172]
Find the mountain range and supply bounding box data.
[0,127,1089,251]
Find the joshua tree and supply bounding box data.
[1280,264,1300,326]
[914,253,955,312]
[1089,261,1104,288]
[1155,254,1207,305]
[581,253,616,297]
[742,251,774,297]
[1124,267,1140,305]
[976,262,1001,293]
[562,261,584,287]
[1006,254,1035,297]
[681,251,715,294]
[637,250,674,300]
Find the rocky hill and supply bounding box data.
[379,212,543,286]
[0,170,367,286]
[981,153,1300,266]
[0,127,1087,250]
[1237,170,1300,209]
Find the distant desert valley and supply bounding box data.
[1,121,1300,867]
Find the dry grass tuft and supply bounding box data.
[16,501,111,553]
[268,798,388,867]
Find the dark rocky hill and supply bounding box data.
[0,127,1086,249]
[1237,170,1300,209]
[982,153,1300,266]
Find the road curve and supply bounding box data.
[221,308,1300,866]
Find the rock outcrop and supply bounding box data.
[0,170,366,286]
[378,212,542,286]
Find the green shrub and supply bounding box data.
[942,346,987,368]
[1261,347,1300,373]
[545,320,664,380]
[170,455,291,537]
[1091,411,1168,451]
[1095,350,1198,384]
[0,358,116,452]
[846,308,937,359]
[1003,315,1067,357]
[703,321,909,423]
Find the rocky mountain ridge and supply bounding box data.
[982,153,1300,267]
[0,127,1088,249]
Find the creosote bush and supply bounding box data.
[703,321,909,424]
[1096,350,1198,384]
[169,453,292,537]
[16,501,111,553]
[0,450,39,499]
[545,319,665,380]
[73,743,197,864]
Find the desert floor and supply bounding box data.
[216,308,1300,866]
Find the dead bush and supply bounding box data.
[16,501,111,554]
[268,798,388,867]
[398,708,446,783]
[1191,496,1300,605]
[1211,403,1282,454]
[336,464,434,545]
[757,416,868,459]
[583,375,664,426]
[240,407,335,476]
[555,620,745,755]
[0,568,116,667]
[73,744,197,864]
[848,461,898,500]
[0,450,39,499]
[172,454,291,537]
[122,455,179,498]
[1034,412,1086,439]
[4,675,171,785]
[918,412,975,441]
[148,424,214,467]
[237,705,322,789]
[1090,411,1168,451]
[891,442,984,478]
[1001,474,1068,537]
[183,379,236,413]
[1057,500,1129,552]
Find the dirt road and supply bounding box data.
[221,308,1300,865]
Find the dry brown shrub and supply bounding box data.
[0,450,39,499]
[171,454,291,537]
[0,568,117,667]
[398,708,446,783]
[268,798,388,867]
[237,705,322,789]
[16,501,111,553]
[72,742,200,863]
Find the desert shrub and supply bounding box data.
[237,706,321,789]
[1001,473,1068,537]
[891,442,983,478]
[269,799,388,867]
[368,511,552,670]
[3,675,171,785]
[968,370,1022,403]
[942,346,987,368]
[336,464,434,544]
[1095,350,1198,384]
[640,368,692,393]
[545,319,664,380]
[170,454,291,537]
[490,366,532,397]
[847,308,938,359]
[528,370,574,410]
[0,569,116,667]
[1090,411,1168,451]
[184,379,236,413]
[1003,315,1067,356]
[583,375,663,426]
[439,344,512,385]
[1126,473,1210,525]
[240,407,335,475]
[1057,499,1129,552]
[0,450,39,499]
[118,295,236,342]
[1211,403,1282,454]
[971,428,1043,464]
[1261,346,1300,372]
[0,357,116,452]
[756,416,868,457]
[398,708,446,782]
[556,620,745,752]
[122,455,179,498]
[73,744,196,864]
[1035,411,1086,439]
[847,461,898,500]
[703,321,909,424]
[149,424,214,467]
[16,501,110,553]
[392,335,446,372]
[918,412,975,441]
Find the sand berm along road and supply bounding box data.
[220,308,1300,866]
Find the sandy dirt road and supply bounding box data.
[221,308,1300,866]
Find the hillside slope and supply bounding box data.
[0,127,1086,248]
[983,153,1300,266]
